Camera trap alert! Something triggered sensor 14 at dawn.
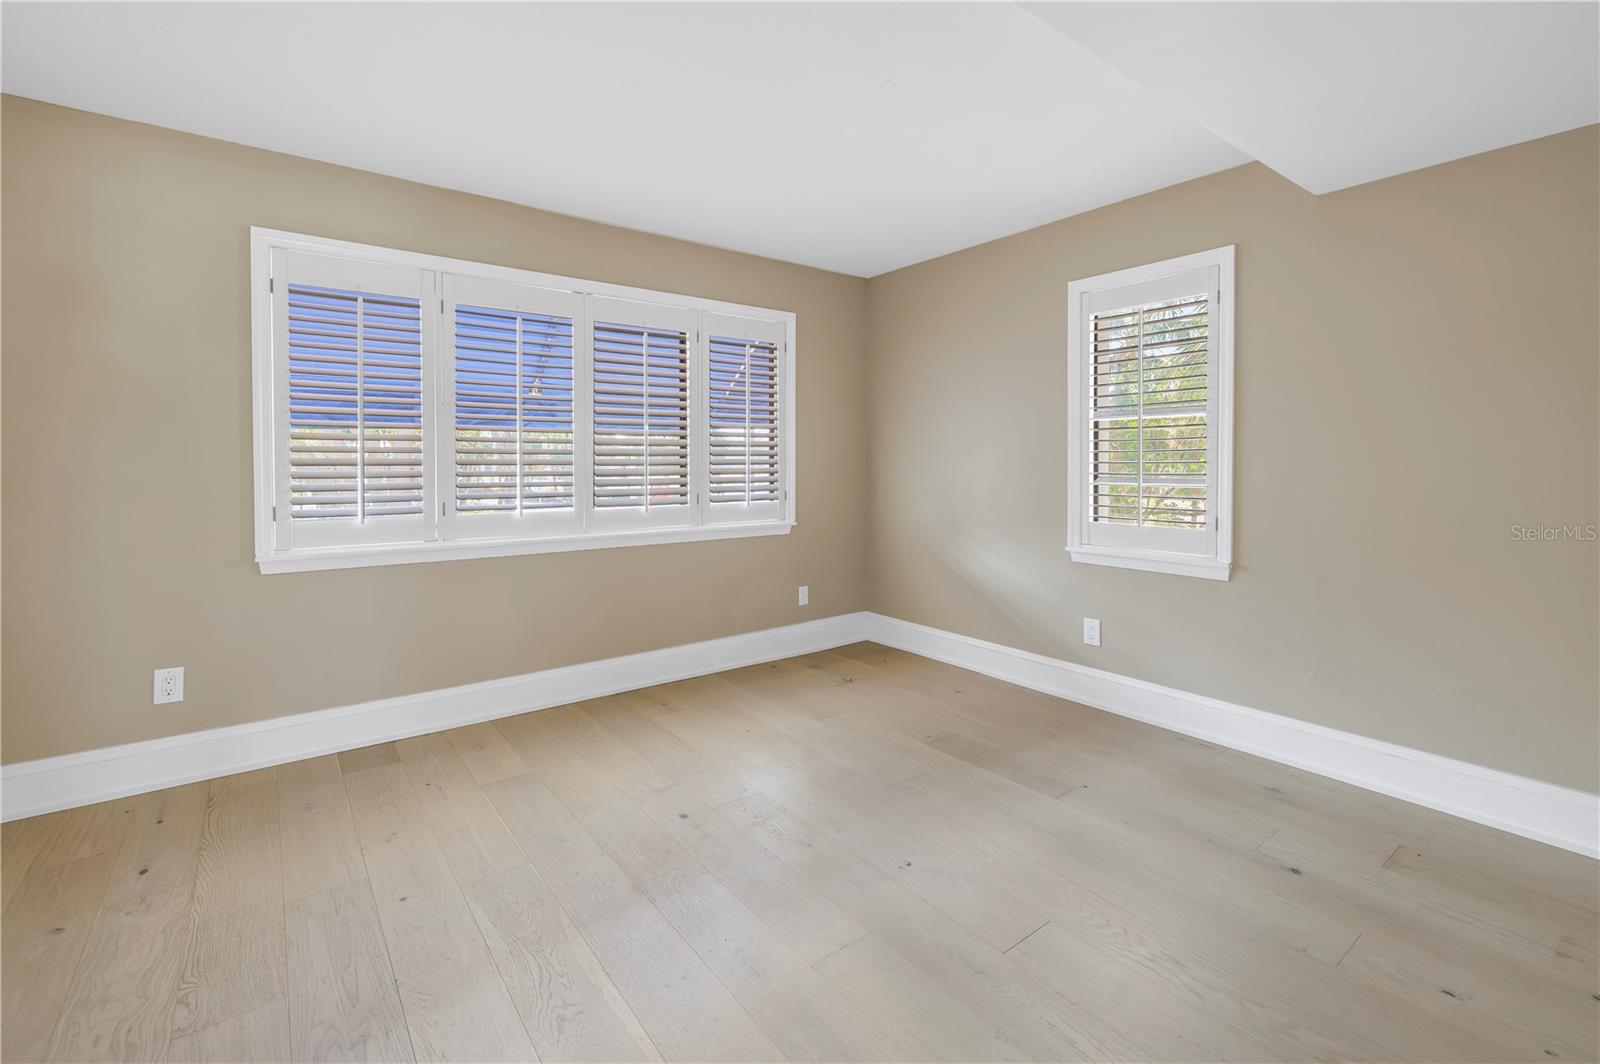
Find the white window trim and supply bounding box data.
[1065,245,1234,581]
[250,228,796,574]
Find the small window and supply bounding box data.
[252,230,795,573]
[1066,246,1234,580]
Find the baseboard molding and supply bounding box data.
[867,613,1599,859]
[5,608,1594,859]
[0,611,875,822]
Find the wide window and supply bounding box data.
[252,229,795,572]
[1066,246,1233,580]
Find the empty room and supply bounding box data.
[2,2,1597,1062]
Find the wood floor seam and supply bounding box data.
[1000,919,1051,955]
[1333,930,1362,969]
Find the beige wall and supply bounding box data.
[866,126,1599,793]
[1,96,869,763]
[5,96,1596,795]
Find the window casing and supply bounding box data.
[252,229,795,573]
[1066,246,1234,580]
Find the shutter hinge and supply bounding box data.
[441,501,447,516]
[271,505,277,521]
[269,276,274,293]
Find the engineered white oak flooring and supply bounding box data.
[3,644,1596,1062]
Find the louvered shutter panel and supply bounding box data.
[443,276,579,538]
[257,231,803,569]
[589,297,695,528]
[1090,293,1209,530]
[703,312,784,522]
[275,251,432,549]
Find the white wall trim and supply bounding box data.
[867,613,1599,859]
[5,608,1594,860]
[0,612,874,823]
[258,520,795,574]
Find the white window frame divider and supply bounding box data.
[250,227,796,574]
[1065,245,1234,581]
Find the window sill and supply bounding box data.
[259,520,795,574]
[1066,545,1230,581]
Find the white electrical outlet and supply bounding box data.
[1083,618,1101,647]
[154,666,184,704]
[798,585,810,606]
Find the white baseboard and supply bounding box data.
[5,608,1594,860]
[0,611,875,822]
[867,613,1599,859]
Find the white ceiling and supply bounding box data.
[1025,2,1600,196]
[2,4,1595,276]
[0,2,1246,276]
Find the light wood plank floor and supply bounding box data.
[4,644,1596,1063]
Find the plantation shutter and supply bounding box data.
[255,229,797,570]
[703,312,784,523]
[1091,294,1209,528]
[274,250,433,549]
[443,275,580,539]
[1079,264,1219,557]
[588,296,696,529]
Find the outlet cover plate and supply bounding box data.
[154,666,184,704]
